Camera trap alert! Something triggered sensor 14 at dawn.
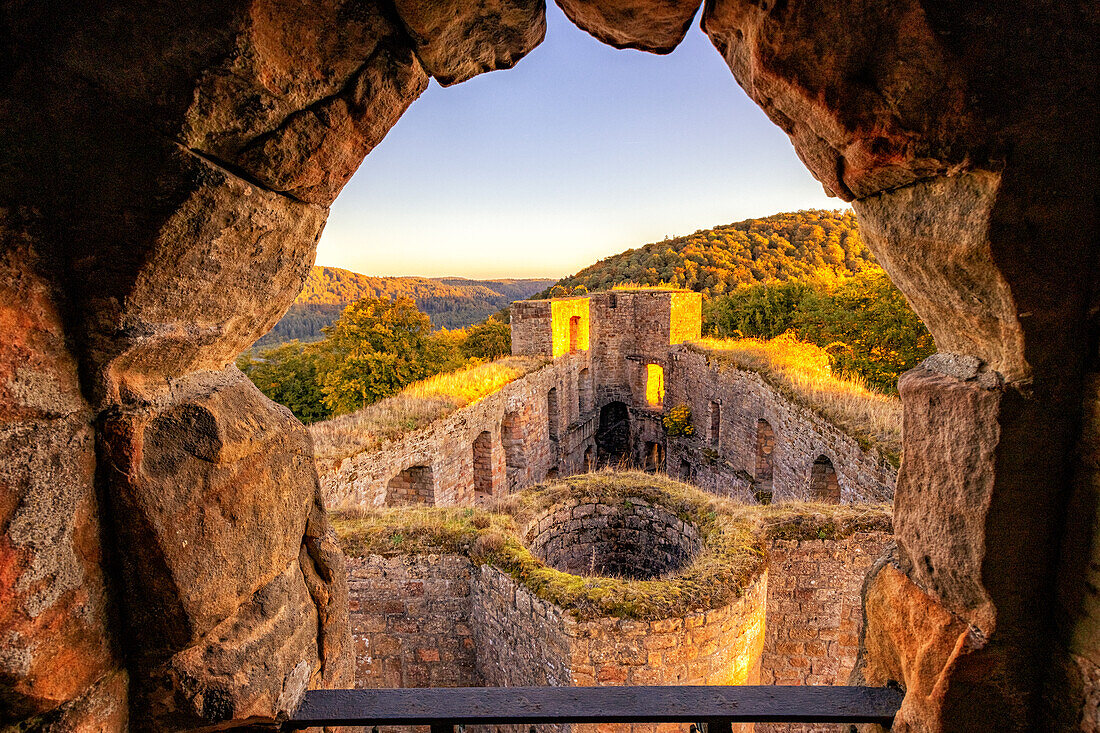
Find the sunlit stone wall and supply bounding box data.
[665,347,897,503]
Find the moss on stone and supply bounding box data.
[332,471,892,621]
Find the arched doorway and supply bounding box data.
[502,411,526,493]
[472,431,493,503]
[596,401,630,468]
[810,455,840,504]
[644,440,665,473]
[386,465,435,506]
[547,387,559,441]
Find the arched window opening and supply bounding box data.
[569,315,581,353]
[386,465,435,506]
[578,368,592,414]
[547,387,559,441]
[644,441,665,473]
[645,363,665,407]
[755,419,775,483]
[502,411,526,493]
[810,455,840,504]
[473,431,493,503]
[709,400,721,446]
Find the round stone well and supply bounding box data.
[525,497,703,580]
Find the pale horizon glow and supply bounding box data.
[315,4,847,280]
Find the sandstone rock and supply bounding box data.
[1048,370,1100,730]
[0,236,117,722]
[99,367,318,657]
[852,172,1026,381]
[855,558,981,732]
[97,366,350,726]
[80,143,325,406]
[300,493,355,690]
[701,0,970,200]
[556,0,701,53]
[237,39,428,205]
[3,670,130,733]
[138,561,320,728]
[179,0,416,163]
[892,362,1002,630]
[391,0,546,86]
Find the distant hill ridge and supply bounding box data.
[253,267,554,348]
[541,210,875,298]
[294,267,552,305]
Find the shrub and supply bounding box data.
[663,404,695,437]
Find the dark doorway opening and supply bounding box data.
[596,401,630,468]
[644,441,665,473]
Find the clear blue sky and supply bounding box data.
[316,3,844,280]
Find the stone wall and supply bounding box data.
[511,299,556,358]
[343,529,891,711]
[665,348,896,504]
[758,532,895,733]
[473,565,576,688]
[320,354,597,510]
[321,290,895,510]
[346,554,477,689]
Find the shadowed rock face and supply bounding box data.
[1,0,1097,730]
[555,0,702,53]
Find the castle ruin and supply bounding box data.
[320,290,896,511]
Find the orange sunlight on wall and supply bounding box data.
[646,364,665,407]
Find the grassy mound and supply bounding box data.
[333,471,891,621]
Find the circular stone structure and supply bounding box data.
[525,497,702,580]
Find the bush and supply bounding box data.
[663,404,695,437]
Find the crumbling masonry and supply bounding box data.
[320,290,896,510]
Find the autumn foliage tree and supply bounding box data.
[237,341,329,423]
[317,297,442,413]
[461,319,511,361]
[542,210,874,298]
[240,297,515,422]
[704,271,934,392]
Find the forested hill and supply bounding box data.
[542,210,875,298]
[253,267,553,348]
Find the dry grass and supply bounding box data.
[610,281,686,291]
[689,335,902,465]
[332,470,891,621]
[310,356,548,460]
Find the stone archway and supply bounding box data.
[597,401,631,467]
[754,418,775,486]
[809,455,840,504]
[2,1,1096,730]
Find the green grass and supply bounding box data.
[332,471,891,621]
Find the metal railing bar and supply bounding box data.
[284,685,903,729]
